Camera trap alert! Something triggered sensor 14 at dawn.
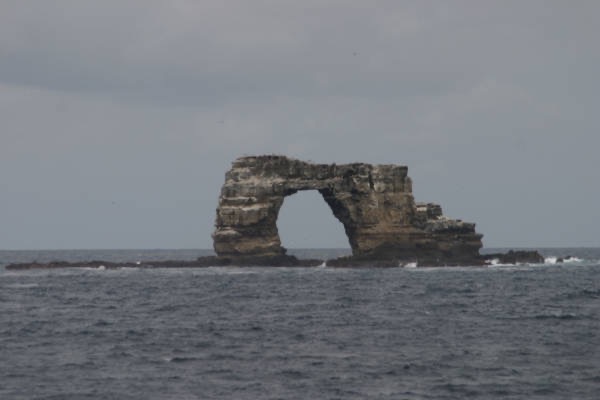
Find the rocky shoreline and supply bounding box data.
[5,250,545,270]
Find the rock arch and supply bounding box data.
[213,155,483,264]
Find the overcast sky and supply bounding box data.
[1,1,598,250]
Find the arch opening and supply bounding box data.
[276,190,351,254]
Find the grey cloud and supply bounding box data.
[1,1,599,248]
[2,1,569,103]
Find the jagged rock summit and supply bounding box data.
[213,155,484,266]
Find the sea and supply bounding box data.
[1,248,599,400]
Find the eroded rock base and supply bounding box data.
[5,250,544,270]
[4,256,323,270]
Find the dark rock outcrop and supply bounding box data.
[213,155,484,266]
[4,256,324,270]
[483,250,545,265]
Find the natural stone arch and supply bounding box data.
[213,155,483,263]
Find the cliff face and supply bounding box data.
[213,155,483,265]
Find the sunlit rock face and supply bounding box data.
[213,155,483,264]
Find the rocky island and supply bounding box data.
[213,155,486,267]
[210,155,542,267]
[5,155,543,270]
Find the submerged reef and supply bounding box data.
[6,155,543,270]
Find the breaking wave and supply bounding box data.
[544,256,584,265]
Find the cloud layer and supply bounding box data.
[1,1,599,248]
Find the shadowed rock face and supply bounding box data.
[213,155,484,264]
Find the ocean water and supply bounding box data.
[1,248,599,399]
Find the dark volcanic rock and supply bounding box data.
[483,250,545,265]
[196,255,322,267]
[4,256,324,270]
[213,155,484,265]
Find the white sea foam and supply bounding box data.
[4,283,39,289]
[192,267,260,275]
[486,258,516,267]
[563,256,583,263]
[545,256,584,265]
